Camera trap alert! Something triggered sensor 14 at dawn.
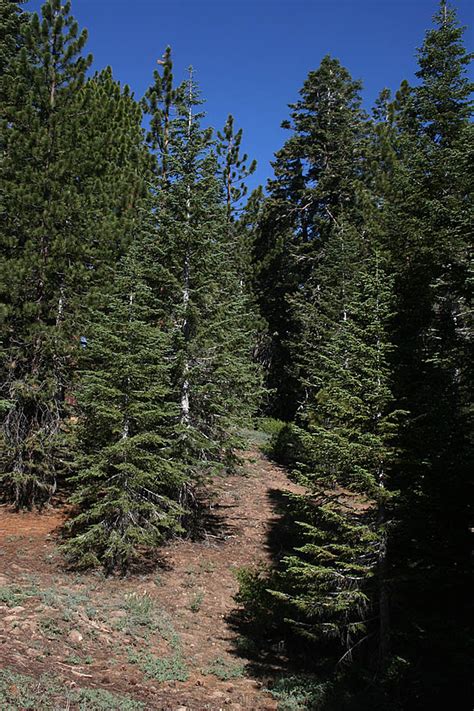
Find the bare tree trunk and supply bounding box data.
[181,252,191,426]
[122,292,134,439]
[180,69,193,427]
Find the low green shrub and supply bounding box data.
[203,656,246,680]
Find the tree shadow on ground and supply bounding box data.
[264,487,306,564]
[183,485,240,544]
[225,485,309,683]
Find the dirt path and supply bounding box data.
[0,447,304,710]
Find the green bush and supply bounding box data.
[139,653,188,682]
[234,564,278,629]
[267,675,328,710]
[269,422,305,468]
[258,417,287,437]
[203,656,246,681]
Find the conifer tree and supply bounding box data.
[272,220,398,665]
[216,113,256,221]
[0,0,25,96]
[216,114,257,288]
[63,231,184,573]
[144,45,176,183]
[142,58,261,480]
[381,3,473,703]
[0,0,92,507]
[215,115,263,395]
[0,0,26,417]
[0,0,146,507]
[254,56,366,418]
[244,56,402,690]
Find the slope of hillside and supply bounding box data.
[0,446,304,710]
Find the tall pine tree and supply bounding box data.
[63,228,184,573]
[254,56,366,419]
[0,1,146,508]
[143,58,261,479]
[381,2,473,705]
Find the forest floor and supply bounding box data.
[0,436,306,710]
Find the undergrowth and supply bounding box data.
[0,668,145,710]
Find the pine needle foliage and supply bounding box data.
[63,237,184,574]
[0,0,146,508]
[143,56,261,478]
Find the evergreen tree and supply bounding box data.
[144,45,176,183]
[0,0,26,418]
[216,115,263,399]
[0,0,92,507]
[273,222,398,667]
[242,57,402,684]
[216,113,257,287]
[381,3,473,704]
[63,233,184,574]
[0,1,25,98]
[0,0,146,507]
[254,56,366,418]
[143,58,261,480]
[216,113,256,221]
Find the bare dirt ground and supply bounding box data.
[0,447,304,710]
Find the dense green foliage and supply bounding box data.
[0,0,146,507]
[62,241,184,573]
[1,2,260,565]
[247,2,472,708]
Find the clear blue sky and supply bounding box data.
[26,0,473,191]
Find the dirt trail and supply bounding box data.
[0,447,303,710]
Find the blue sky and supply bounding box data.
[27,0,473,191]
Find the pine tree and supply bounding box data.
[63,232,184,574]
[254,56,366,418]
[216,113,256,222]
[62,55,264,571]
[243,56,403,690]
[0,0,92,507]
[273,221,398,667]
[0,0,26,414]
[216,114,258,292]
[143,45,176,184]
[143,58,261,481]
[0,1,25,95]
[0,0,146,507]
[381,3,473,704]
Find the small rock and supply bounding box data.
[176,707,187,711]
[109,610,126,619]
[10,606,25,613]
[210,691,226,700]
[68,630,83,644]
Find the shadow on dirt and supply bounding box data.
[225,484,308,683]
